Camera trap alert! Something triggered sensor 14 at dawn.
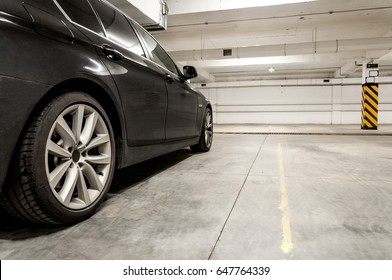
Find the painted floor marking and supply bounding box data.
[278,143,294,254]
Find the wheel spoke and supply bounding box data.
[49,160,72,190]
[55,116,77,147]
[80,112,98,147]
[47,140,71,158]
[85,154,111,165]
[58,165,78,206]
[81,162,104,191]
[76,167,91,206]
[205,131,213,146]
[84,134,110,151]
[72,105,85,144]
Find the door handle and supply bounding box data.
[165,74,175,84]
[102,44,124,61]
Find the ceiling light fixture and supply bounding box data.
[268,67,275,73]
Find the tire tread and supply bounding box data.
[0,96,64,224]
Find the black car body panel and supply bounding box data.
[0,0,211,193]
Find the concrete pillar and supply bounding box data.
[361,61,379,129]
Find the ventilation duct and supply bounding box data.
[108,0,168,31]
[143,1,168,31]
[223,49,233,57]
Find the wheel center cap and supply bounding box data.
[72,150,81,162]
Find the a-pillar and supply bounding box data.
[361,61,379,130]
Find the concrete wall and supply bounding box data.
[196,78,392,124]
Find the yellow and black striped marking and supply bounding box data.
[361,83,378,130]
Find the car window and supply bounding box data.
[132,23,179,75]
[89,0,145,57]
[56,0,104,35]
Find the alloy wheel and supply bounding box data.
[204,109,213,148]
[45,104,112,209]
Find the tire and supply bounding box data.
[191,107,213,152]
[0,92,115,224]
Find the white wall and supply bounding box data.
[196,78,392,124]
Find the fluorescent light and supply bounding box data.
[268,67,275,73]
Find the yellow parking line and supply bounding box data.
[278,143,294,255]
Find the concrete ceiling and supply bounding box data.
[148,0,392,83]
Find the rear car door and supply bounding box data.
[59,0,168,146]
[132,23,199,141]
[91,0,171,146]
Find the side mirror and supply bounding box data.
[183,66,198,80]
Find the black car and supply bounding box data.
[0,0,213,224]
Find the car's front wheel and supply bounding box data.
[1,92,115,224]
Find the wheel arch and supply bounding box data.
[206,103,213,117]
[204,102,213,121]
[31,77,126,169]
[200,102,213,132]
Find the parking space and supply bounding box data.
[1,128,392,259]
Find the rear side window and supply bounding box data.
[132,23,179,75]
[56,0,104,35]
[90,0,145,57]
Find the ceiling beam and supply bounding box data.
[334,61,360,78]
[169,37,392,62]
[165,0,318,15]
[379,50,392,61]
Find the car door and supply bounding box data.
[65,0,168,146]
[132,23,199,141]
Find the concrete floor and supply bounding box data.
[1,125,392,259]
